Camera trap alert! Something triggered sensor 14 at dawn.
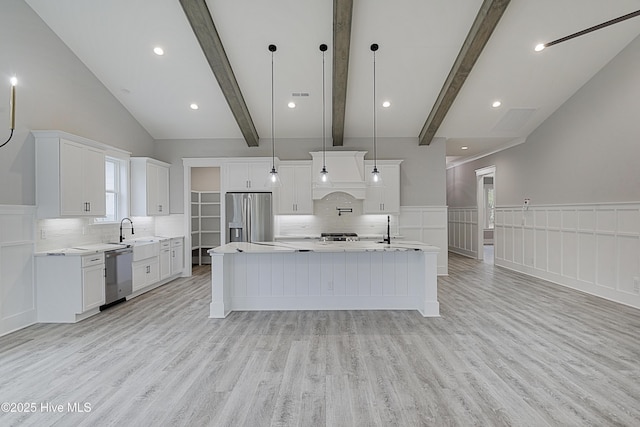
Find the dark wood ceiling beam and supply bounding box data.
[179,0,259,147]
[418,0,511,146]
[331,0,353,146]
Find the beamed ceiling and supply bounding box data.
[25,0,640,164]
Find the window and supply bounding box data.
[95,156,128,223]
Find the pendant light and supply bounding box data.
[369,43,382,186]
[267,44,281,187]
[317,43,332,187]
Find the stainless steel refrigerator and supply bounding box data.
[225,192,273,243]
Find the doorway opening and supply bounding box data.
[475,166,495,263]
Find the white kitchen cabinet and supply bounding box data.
[36,253,105,323]
[34,132,106,218]
[159,240,171,280]
[224,160,273,191]
[171,237,184,275]
[131,158,170,216]
[278,162,313,214]
[363,160,402,214]
[132,257,160,292]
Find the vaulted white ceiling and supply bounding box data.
[25,0,640,164]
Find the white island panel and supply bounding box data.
[209,241,440,318]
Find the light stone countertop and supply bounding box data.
[210,240,439,254]
[35,236,184,257]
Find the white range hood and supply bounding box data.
[310,151,367,199]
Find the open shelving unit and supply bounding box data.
[191,191,221,265]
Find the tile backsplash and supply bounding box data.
[275,192,398,238]
[35,216,172,252]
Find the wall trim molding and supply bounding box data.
[494,202,640,310]
[448,207,478,259]
[0,205,36,337]
[399,206,448,275]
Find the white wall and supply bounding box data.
[446,34,640,309]
[0,0,154,206]
[0,0,156,335]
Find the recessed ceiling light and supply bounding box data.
[382,101,391,108]
[153,47,164,56]
[190,103,199,110]
[534,43,545,52]
[492,100,502,108]
[461,146,469,150]
[288,102,296,109]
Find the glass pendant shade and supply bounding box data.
[317,165,332,187]
[369,165,383,186]
[268,166,282,187]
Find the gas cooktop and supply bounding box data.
[320,232,359,242]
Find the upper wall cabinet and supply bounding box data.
[278,161,313,215]
[131,157,170,216]
[224,159,273,192]
[34,131,107,219]
[363,160,402,214]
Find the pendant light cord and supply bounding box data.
[271,47,275,170]
[0,129,13,149]
[372,47,377,169]
[322,48,326,169]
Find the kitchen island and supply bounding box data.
[208,241,439,318]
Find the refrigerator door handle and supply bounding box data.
[246,195,252,242]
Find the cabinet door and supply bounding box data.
[82,264,105,312]
[146,163,160,215]
[225,163,250,191]
[293,165,313,214]
[171,244,184,275]
[248,161,272,190]
[277,166,296,214]
[59,140,85,216]
[83,147,106,216]
[363,163,400,214]
[160,248,171,279]
[380,164,400,213]
[156,164,170,215]
[147,258,160,284]
[132,261,147,292]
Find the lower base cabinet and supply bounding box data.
[36,253,106,323]
[132,257,160,292]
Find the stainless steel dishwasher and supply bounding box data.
[102,246,133,309]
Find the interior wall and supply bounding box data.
[191,167,220,192]
[447,33,640,209]
[446,33,640,309]
[154,137,446,214]
[0,0,154,206]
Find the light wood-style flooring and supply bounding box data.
[2,254,640,426]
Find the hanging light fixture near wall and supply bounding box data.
[369,43,382,186]
[267,44,281,187]
[317,43,332,187]
[1,76,17,149]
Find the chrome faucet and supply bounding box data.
[119,217,134,242]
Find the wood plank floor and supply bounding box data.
[2,254,640,426]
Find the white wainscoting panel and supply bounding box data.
[495,203,640,310]
[1,206,36,336]
[447,207,477,259]
[399,206,448,275]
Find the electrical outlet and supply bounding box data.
[633,277,640,294]
[40,229,47,239]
